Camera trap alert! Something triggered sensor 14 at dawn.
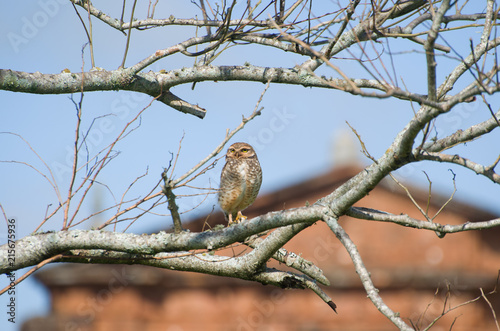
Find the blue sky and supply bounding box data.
[1,1,499,329]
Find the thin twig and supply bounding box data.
[0,254,64,296]
[480,287,500,331]
[170,80,270,187]
[63,92,84,230]
[0,132,62,203]
[120,0,138,68]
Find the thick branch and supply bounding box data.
[244,222,330,286]
[0,205,328,274]
[245,223,330,286]
[58,248,333,303]
[228,223,332,288]
[316,98,455,225]
[0,69,201,118]
[0,66,445,115]
[63,248,335,309]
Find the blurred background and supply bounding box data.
[1,1,499,330]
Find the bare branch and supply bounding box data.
[417,152,500,184]
[0,254,63,296]
[346,207,500,234]
[438,34,500,99]
[63,93,83,229]
[53,248,335,309]
[424,108,500,152]
[162,176,183,234]
[324,216,412,330]
[424,0,450,102]
[245,226,331,286]
[70,0,274,30]
[480,287,500,331]
[120,0,138,68]
[157,90,207,119]
[301,0,428,71]
[0,66,448,114]
[0,204,329,274]
[324,0,361,59]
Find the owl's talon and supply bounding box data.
[235,211,247,223]
[227,211,247,226]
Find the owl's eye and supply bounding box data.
[229,149,235,153]
[241,148,249,153]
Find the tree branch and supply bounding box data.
[162,177,183,234]
[324,216,412,330]
[416,152,500,184]
[245,224,331,286]
[424,109,500,152]
[346,207,500,234]
[424,0,450,102]
[0,205,329,274]
[0,67,447,117]
[59,248,336,309]
[301,0,428,71]
[70,0,274,31]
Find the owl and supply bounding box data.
[218,142,262,225]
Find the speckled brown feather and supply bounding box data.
[218,142,262,223]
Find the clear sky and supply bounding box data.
[1,1,499,330]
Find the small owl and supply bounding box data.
[218,142,262,225]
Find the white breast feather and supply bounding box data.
[237,162,248,176]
